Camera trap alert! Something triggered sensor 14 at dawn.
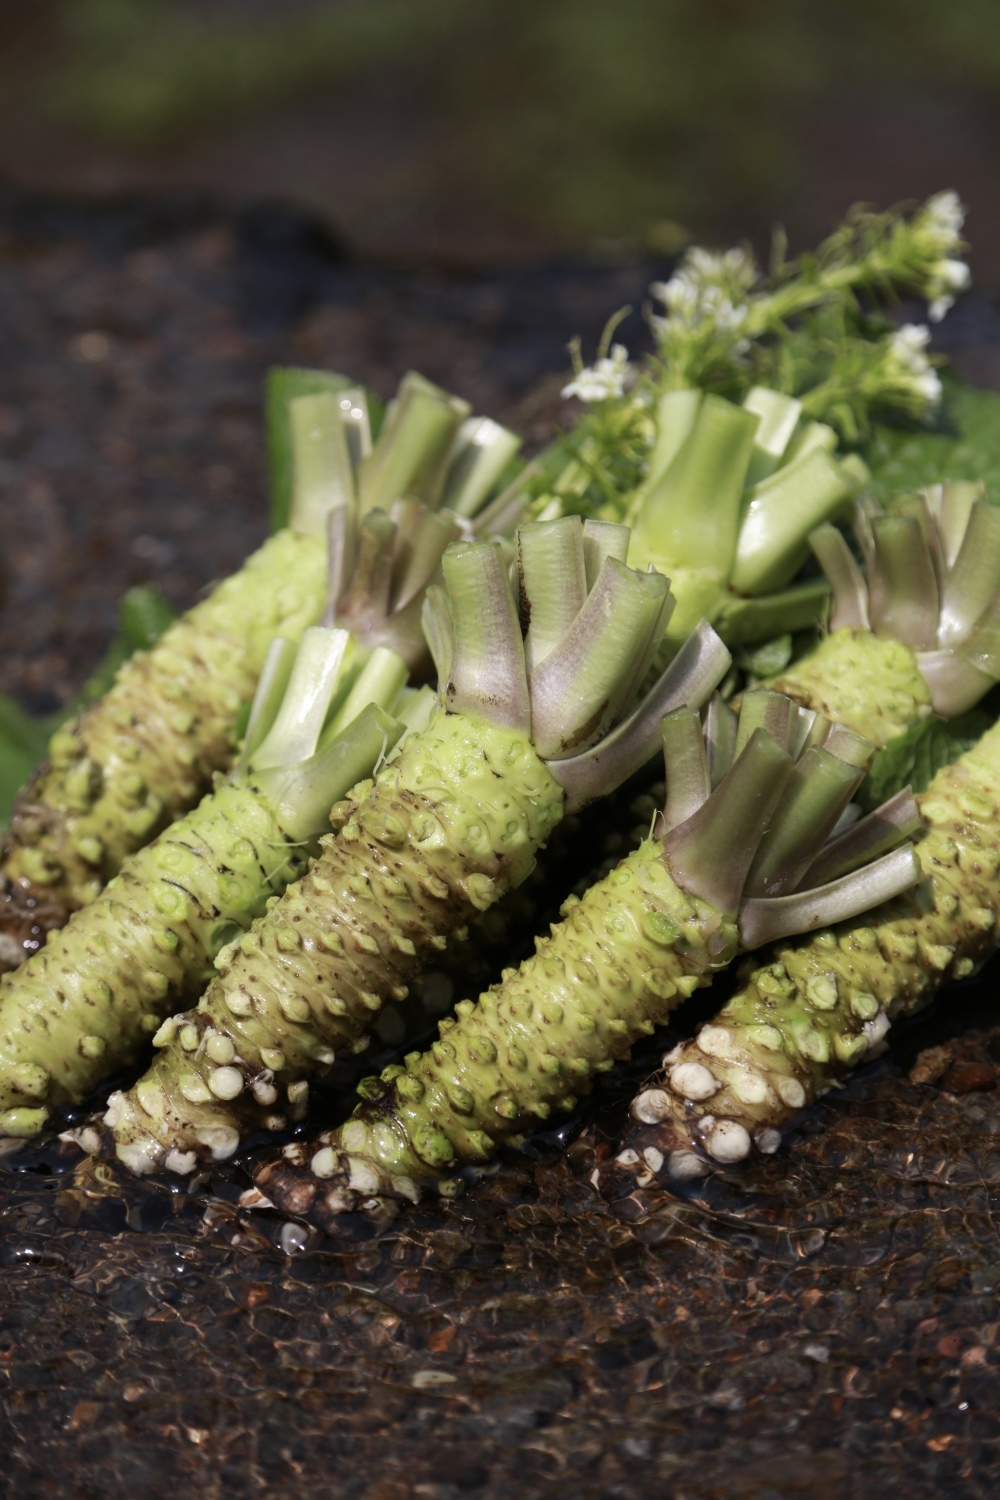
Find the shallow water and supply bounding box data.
[2,193,1000,1498]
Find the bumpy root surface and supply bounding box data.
[767,628,931,747]
[106,710,564,1174]
[621,720,1000,1185]
[252,838,740,1230]
[0,782,298,1137]
[3,530,327,910]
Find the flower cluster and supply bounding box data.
[882,323,943,411]
[649,246,756,344]
[908,191,971,322]
[561,342,632,403]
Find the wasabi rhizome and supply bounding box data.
[0,370,524,1135]
[100,514,731,1174]
[0,365,521,970]
[248,687,922,1230]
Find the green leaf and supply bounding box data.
[857,710,994,813]
[0,587,177,826]
[867,383,1000,503]
[737,633,793,678]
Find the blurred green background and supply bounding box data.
[2,0,1000,268]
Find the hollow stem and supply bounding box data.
[663,729,792,915]
[803,787,922,887]
[730,449,857,596]
[661,708,711,832]
[738,845,922,950]
[249,627,352,772]
[439,417,521,518]
[518,517,588,671]
[357,372,469,515]
[745,747,865,898]
[633,395,759,577]
[442,542,530,731]
[528,558,669,759]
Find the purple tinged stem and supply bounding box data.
[738,844,921,950]
[660,708,711,832]
[518,517,588,672]
[802,787,922,887]
[548,621,731,811]
[662,728,792,916]
[868,514,939,649]
[527,557,669,759]
[938,501,1000,647]
[442,542,530,732]
[705,694,738,787]
[809,523,869,631]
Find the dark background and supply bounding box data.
[3,0,1000,274]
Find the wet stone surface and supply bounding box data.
[2,194,1000,1498]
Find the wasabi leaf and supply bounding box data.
[857,710,993,812]
[867,383,1000,503]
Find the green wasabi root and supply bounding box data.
[103,709,564,1173]
[3,529,328,908]
[252,839,734,1227]
[103,521,732,1175]
[766,628,931,746]
[244,695,920,1229]
[622,721,1000,1182]
[0,780,301,1137]
[0,624,401,1138]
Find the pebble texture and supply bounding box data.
[3,529,326,909]
[767,626,932,745]
[624,719,1000,1176]
[0,780,303,1134]
[107,709,563,1170]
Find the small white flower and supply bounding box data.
[940,257,971,291]
[561,342,631,402]
[923,190,965,249]
[917,369,944,405]
[890,323,931,362]
[928,295,954,324]
[885,322,942,411]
